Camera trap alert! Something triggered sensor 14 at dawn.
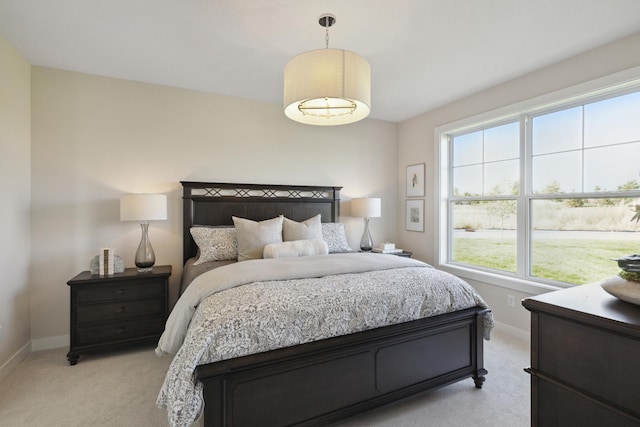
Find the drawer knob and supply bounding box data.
[117,327,127,334]
[115,306,126,313]
[116,288,126,294]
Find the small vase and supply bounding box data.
[135,223,155,272]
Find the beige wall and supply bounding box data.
[397,31,640,333]
[30,67,399,344]
[0,36,31,375]
[9,29,640,354]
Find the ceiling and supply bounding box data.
[2,0,640,123]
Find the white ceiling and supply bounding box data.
[2,0,640,122]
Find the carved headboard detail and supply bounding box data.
[181,181,342,264]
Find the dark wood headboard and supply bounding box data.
[181,181,342,264]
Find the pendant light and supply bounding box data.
[284,14,371,126]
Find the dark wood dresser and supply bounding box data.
[523,282,640,426]
[66,265,171,365]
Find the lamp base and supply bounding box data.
[135,223,156,273]
[360,217,373,251]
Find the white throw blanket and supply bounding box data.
[156,253,492,427]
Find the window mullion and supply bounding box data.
[445,135,454,263]
[517,115,530,278]
[445,135,454,264]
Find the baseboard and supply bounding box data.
[31,334,69,352]
[493,320,530,344]
[0,341,30,383]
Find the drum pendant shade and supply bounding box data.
[284,15,371,126]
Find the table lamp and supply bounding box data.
[120,194,167,272]
[351,197,381,251]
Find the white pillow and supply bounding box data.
[232,216,284,261]
[190,226,237,264]
[283,214,323,241]
[263,239,329,259]
[321,223,352,253]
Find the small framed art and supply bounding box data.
[406,163,425,197]
[406,199,424,232]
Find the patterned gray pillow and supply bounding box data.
[321,223,353,253]
[190,226,238,264]
[283,214,323,241]
[233,216,284,261]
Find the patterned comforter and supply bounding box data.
[156,253,492,427]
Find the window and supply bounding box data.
[441,86,640,287]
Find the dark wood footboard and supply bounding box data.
[195,306,489,427]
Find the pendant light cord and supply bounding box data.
[319,14,335,49]
[325,20,329,48]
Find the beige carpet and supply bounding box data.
[0,326,529,427]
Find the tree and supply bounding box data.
[543,179,562,194]
[487,183,517,244]
[617,180,640,192]
[618,179,640,206]
[565,198,586,208]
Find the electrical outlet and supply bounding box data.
[507,295,516,307]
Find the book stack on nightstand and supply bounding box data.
[371,243,412,258]
[66,265,171,365]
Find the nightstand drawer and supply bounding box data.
[75,281,163,303]
[75,317,164,347]
[76,298,165,324]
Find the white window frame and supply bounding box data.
[435,66,640,294]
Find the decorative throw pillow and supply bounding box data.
[233,216,284,261]
[321,223,353,253]
[283,214,323,241]
[190,226,238,265]
[263,239,329,259]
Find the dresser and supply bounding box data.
[523,282,640,426]
[66,265,171,365]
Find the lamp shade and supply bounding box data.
[284,48,371,126]
[351,198,381,218]
[120,194,167,221]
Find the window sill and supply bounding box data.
[436,262,561,296]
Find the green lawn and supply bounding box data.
[453,236,638,285]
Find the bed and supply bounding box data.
[156,181,492,427]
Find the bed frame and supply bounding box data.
[181,181,489,427]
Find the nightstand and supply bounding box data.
[66,265,171,365]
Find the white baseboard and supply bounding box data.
[0,335,69,381]
[31,334,69,352]
[0,341,30,383]
[493,320,530,344]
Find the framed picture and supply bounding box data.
[406,199,424,232]
[406,163,425,197]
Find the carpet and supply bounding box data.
[0,325,529,427]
